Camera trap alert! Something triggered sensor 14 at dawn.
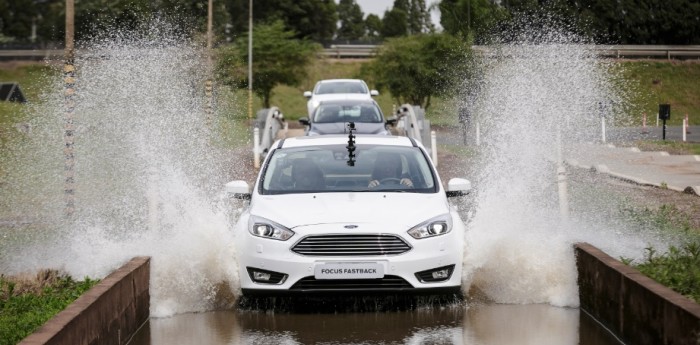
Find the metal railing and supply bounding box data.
[1,45,699,60]
[471,45,700,59]
[319,44,700,59]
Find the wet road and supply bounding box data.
[128,303,622,345]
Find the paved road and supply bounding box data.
[606,125,700,142]
[566,143,700,195]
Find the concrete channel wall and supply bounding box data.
[19,256,150,345]
[575,243,700,345]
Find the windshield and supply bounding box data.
[315,81,368,95]
[313,103,383,123]
[260,144,437,194]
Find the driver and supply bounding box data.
[368,153,413,188]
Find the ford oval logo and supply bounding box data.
[344,225,359,229]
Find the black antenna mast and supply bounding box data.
[346,122,356,166]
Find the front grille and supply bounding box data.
[291,234,412,256]
[290,275,413,290]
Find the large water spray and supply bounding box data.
[0,19,242,316]
[459,18,666,307]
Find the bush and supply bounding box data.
[0,270,98,345]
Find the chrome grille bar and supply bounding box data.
[292,234,411,256]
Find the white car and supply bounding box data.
[303,79,379,117]
[226,134,471,296]
[299,99,391,136]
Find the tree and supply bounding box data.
[370,34,471,110]
[408,0,434,34]
[381,8,408,38]
[337,0,365,41]
[227,0,337,42]
[439,0,507,41]
[0,0,37,42]
[216,21,320,108]
[364,14,383,41]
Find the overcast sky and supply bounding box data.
[353,0,442,29]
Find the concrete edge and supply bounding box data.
[574,243,700,344]
[19,256,151,345]
[565,161,700,198]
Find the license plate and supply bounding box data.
[314,262,384,279]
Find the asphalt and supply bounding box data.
[567,125,700,196]
[566,143,700,195]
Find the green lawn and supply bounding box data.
[618,61,700,126]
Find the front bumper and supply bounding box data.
[234,224,465,295]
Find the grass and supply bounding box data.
[633,140,700,155]
[620,203,700,302]
[618,60,700,126]
[0,270,99,345]
[624,242,700,303]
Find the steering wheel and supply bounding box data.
[379,178,402,185]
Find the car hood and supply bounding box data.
[312,94,372,102]
[309,122,388,135]
[249,192,449,229]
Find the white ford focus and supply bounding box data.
[226,133,471,296]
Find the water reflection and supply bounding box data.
[131,304,621,345]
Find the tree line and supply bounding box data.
[2,0,698,45]
[2,0,698,111]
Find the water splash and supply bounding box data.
[459,17,665,307]
[0,18,241,316]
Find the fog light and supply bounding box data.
[246,267,288,285]
[415,265,455,283]
[432,269,450,279]
[253,271,271,281]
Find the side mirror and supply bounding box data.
[446,178,471,198]
[303,91,312,98]
[299,117,311,126]
[226,180,251,200]
[370,90,379,96]
[385,117,397,127]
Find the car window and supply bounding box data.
[314,104,382,123]
[260,145,437,194]
[315,81,368,95]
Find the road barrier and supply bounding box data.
[20,257,150,345]
[575,243,700,345]
[3,45,699,61]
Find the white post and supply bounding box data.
[601,116,606,143]
[556,123,569,220]
[401,104,423,143]
[430,130,438,167]
[475,121,481,146]
[656,113,659,127]
[253,127,260,169]
[683,117,687,142]
[147,167,159,232]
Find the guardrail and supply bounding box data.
[320,44,700,59]
[471,44,700,59]
[2,45,700,61]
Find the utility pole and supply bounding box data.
[64,0,76,218]
[248,0,253,120]
[205,0,214,124]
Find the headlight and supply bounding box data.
[248,215,294,241]
[407,214,453,239]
